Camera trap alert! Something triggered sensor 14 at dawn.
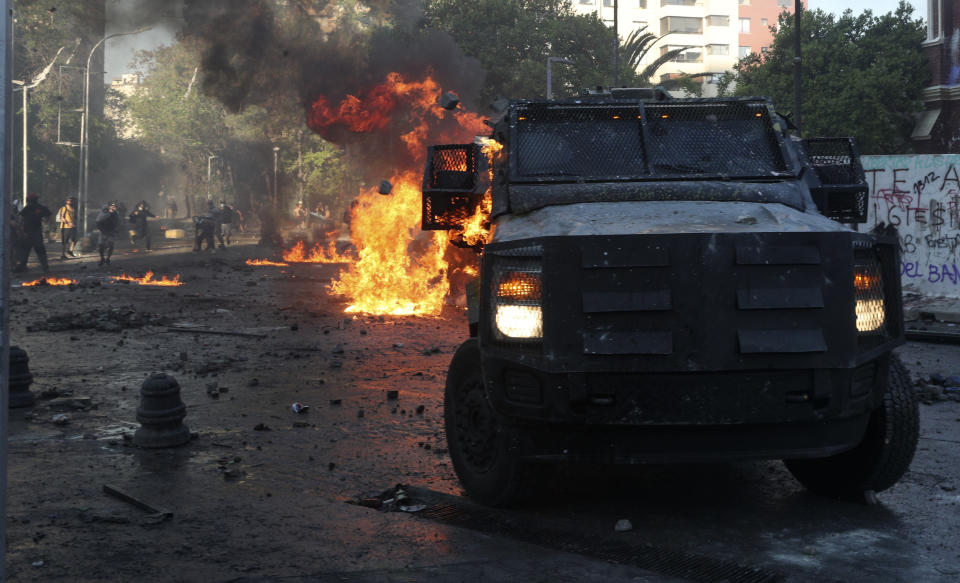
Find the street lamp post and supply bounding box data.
[207,154,219,201]
[12,46,63,207]
[546,57,574,100]
[79,27,151,237]
[273,146,280,208]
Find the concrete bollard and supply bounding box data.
[8,346,35,408]
[134,373,191,448]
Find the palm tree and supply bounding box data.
[620,26,709,93]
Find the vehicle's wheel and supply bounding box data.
[444,339,530,506]
[785,355,919,497]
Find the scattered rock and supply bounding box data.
[248,378,260,387]
[253,423,271,431]
[28,307,168,332]
[386,390,399,400]
[415,405,425,415]
[357,409,365,418]
[614,519,633,532]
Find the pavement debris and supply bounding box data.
[28,306,169,332]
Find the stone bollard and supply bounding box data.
[8,346,36,408]
[134,373,191,448]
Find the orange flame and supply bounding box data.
[21,277,77,287]
[111,271,183,287]
[310,72,490,316]
[281,240,353,264]
[246,259,289,266]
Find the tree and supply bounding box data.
[421,0,641,102]
[725,2,927,154]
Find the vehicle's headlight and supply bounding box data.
[493,265,542,340]
[854,261,886,334]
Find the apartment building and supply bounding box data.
[573,0,803,95]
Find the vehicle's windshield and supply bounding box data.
[512,101,789,181]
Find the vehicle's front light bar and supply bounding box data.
[492,264,543,341]
[854,260,886,334]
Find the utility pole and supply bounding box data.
[613,0,619,88]
[793,0,802,135]
[1,3,14,579]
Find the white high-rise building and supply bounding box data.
[573,0,801,96]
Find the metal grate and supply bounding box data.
[511,99,787,181]
[644,101,786,177]
[804,138,868,223]
[513,104,646,179]
[425,144,478,191]
[422,143,484,230]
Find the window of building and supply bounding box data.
[776,0,790,6]
[660,16,703,34]
[661,45,702,63]
[928,0,941,41]
[739,18,751,34]
[603,0,614,7]
[760,46,768,53]
[707,44,729,56]
[738,46,752,59]
[661,0,696,6]
[579,0,593,4]
[761,18,768,26]
[707,15,729,27]
[739,0,750,4]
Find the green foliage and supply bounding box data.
[728,2,928,154]
[422,0,640,102]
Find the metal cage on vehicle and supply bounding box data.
[804,137,868,223]
[421,143,488,230]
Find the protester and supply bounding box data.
[128,201,156,251]
[15,193,51,273]
[218,201,235,246]
[193,214,216,252]
[95,202,120,266]
[56,196,78,259]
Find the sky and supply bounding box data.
[102,0,930,82]
[807,0,925,19]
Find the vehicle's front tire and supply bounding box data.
[444,339,531,507]
[785,355,919,497]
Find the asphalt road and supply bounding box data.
[4,236,958,582]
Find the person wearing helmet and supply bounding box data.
[15,193,52,273]
[56,196,78,259]
[95,202,120,266]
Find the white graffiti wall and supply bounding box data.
[862,155,960,297]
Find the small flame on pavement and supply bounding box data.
[21,277,78,287]
[282,241,353,264]
[246,259,289,267]
[110,271,183,287]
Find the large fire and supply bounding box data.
[308,73,491,316]
[282,240,353,264]
[111,271,183,287]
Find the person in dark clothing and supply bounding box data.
[96,202,121,266]
[218,201,236,246]
[128,201,156,250]
[193,215,216,252]
[15,193,51,273]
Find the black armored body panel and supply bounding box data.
[422,94,917,506]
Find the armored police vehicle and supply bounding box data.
[421,89,917,506]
